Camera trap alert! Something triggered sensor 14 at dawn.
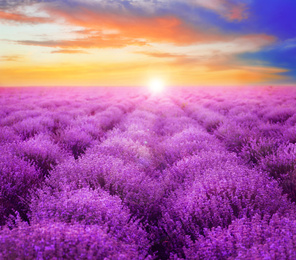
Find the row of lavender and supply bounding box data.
[179,87,296,201]
[1,86,296,259]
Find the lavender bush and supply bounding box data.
[0,145,41,225]
[1,86,296,259]
[0,220,151,260]
[183,213,296,259]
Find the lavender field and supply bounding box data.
[1,86,296,259]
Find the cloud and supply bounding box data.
[51,49,88,54]
[138,33,275,64]
[2,0,269,49]
[0,0,36,9]
[0,10,51,23]
[224,3,248,21]
[238,38,296,81]
[136,51,187,59]
[44,4,228,45]
[227,34,276,53]
[281,38,296,50]
[16,34,147,49]
[69,0,249,22]
[0,55,23,61]
[180,0,249,21]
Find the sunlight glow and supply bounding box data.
[148,78,166,94]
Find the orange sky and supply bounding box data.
[0,0,295,87]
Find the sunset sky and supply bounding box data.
[0,0,295,87]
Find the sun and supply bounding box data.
[148,78,166,95]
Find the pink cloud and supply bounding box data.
[44,5,229,46]
[0,10,51,24]
[189,0,249,21]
